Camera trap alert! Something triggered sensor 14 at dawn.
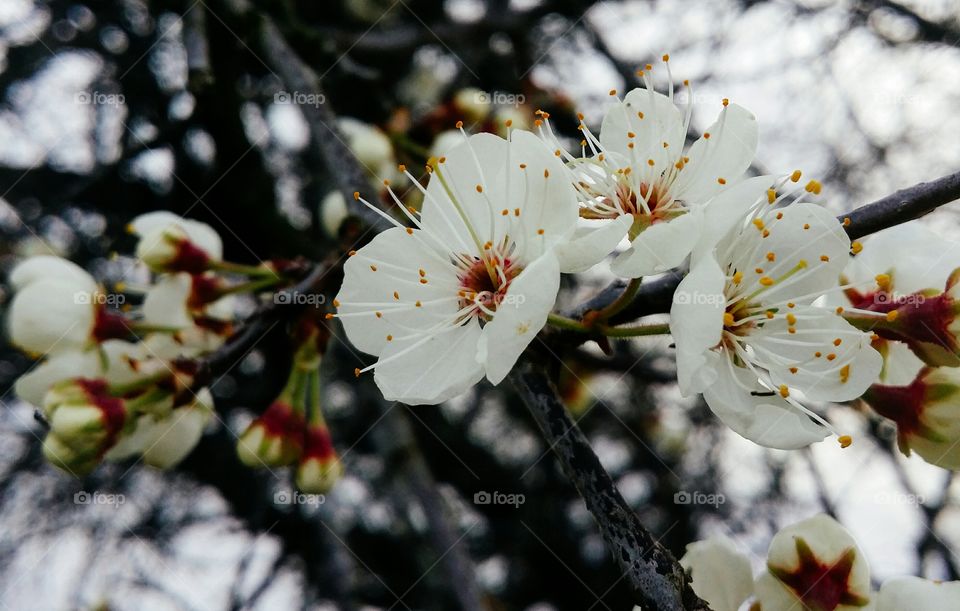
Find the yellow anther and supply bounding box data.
[851,241,863,254]
[456,120,463,128]
[833,338,842,346]
[723,312,735,327]
[353,191,360,200]
[838,435,853,448]
[662,53,670,61]
[789,367,798,374]
[820,255,830,262]
[875,274,891,290]
[703,132,711,139]
[369,265,377,272]
[827,353,837,361]
[786,313,797,325]
[476,184,483,193]
[753,219,765,230]
[779,385,790,398]
[766,252,776,262]
[835,306,844,314]
[804,180,822,194]
[647,159,655,166]
[790,170,802,182]
[886,310,899,322]
[733,271,744,284]
[609,89,617,96]
[333,299,341,307]
[722,98,729,106]
[767,189,776,204]
[717,177,726,185]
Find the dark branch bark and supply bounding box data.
[509,360,710,611]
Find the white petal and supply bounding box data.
[420,132,509,257]
[129,211,185,236]
[8,279,95,354]
[600,89,685,159]
[723,202,849,306]
[702,352,829,449]
[877,340,925,385]
[501,130,579,260]
[611,207,703,277]
[878,576,960,611]
[143,273,193,329]
[14,350,101,406]
[754,571,805,611]
[670,257,726,395]
[10,256,97,292]
[751,306,882,402]
[374,318,485,405]
[846,223,960,295]
[479,253,560,384]
[691,175,776,264]
[555,216,632,274]
[335,226,461,356]
[680,537,755,611]
[673,103,759,204]
[141,389,213,468]
[104,414,162,461]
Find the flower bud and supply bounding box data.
[295,423,341,494]
[142,388,213,469]
[42,433,99,476]
[129,212,222,274]
[863,367,960,469]
[757,514,872,611]
[236,399,305,467]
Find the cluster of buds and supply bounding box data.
[6,212,293,476]
[236,322,342,494]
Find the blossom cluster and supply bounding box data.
[332,57,960,460]
[6,212,231,475]
[676,513,959,611]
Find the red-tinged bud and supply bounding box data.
[236,399,306,467]
[847,268,960,368]
[295,423,342,494]
[187,274,226,309]
[136,225,213,274]
[863,367,960,469]
[41,378,129,475]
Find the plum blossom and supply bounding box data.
[671,177,882,448]
[129,211,222,273]
[334,130,578,404]
[7,255,130,355]
[542,58,760,276]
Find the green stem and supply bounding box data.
[596,278,642,321]
[308,368,326,426]
[209,260,279,278]
[547,313,594,333]
[392,133,431,159]
[598,322,671,338]
[219,275,285,296]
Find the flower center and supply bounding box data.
[457,248,522,318]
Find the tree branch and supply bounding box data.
[570,170,960,328]
[509,359,710,611]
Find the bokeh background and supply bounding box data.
[1,0,959,609]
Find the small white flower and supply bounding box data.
[335,130,578,404]
[140,388,214,469]
[543,65,759,276]
[756,514,872,611]
[671,180,882,448]
[129,211,222,273]
[679,536,754,611]
[7,256,129,355]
